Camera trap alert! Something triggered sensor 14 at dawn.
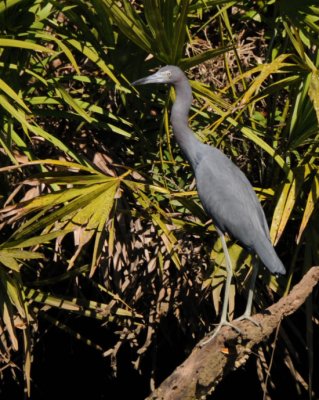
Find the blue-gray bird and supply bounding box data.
[133,65,285,337]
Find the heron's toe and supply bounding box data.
[236,314,260,327]
[201,320,242,345]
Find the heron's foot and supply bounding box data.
[236,313,260,327]
[201,320,242,345]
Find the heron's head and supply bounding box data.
[132,65,185,86]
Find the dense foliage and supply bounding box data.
[0,0,318,398]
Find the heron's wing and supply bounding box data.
[194,146,270,249]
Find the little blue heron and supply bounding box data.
[133,65,286,337]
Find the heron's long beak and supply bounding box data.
[132,70,165,86]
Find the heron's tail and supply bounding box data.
[254,239,286,275]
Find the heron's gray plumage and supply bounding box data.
[133,65,285,335]
[194,145,284,274]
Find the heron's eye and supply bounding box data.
[166,71,172,79]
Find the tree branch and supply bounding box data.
[146,266,319,400]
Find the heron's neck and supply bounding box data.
[170,79,200,166]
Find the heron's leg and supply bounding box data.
[203,230,241,344]
[237,257,260,326]
[219,231,235,323]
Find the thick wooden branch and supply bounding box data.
[146,266,319,400]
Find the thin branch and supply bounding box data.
[146,266,319,400]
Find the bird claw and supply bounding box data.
[201,320,242,345]
[236,314,260,327]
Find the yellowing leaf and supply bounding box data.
[297,174,319,243]
[0,78,31,112]
[55,85,94,123]
[309,70,319,125]
[0,38,55,54]
[90,185,119,275]
[240,54,292,105]
[0,254,20,271]
[270,166,309,245]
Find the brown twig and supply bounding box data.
[146,266,319,400]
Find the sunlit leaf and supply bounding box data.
[309,70,319,125]
[297,174,319,244]
[270,166,310,245]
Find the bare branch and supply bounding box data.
[146,266,319,400]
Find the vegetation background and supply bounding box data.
[0,0,318,398]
